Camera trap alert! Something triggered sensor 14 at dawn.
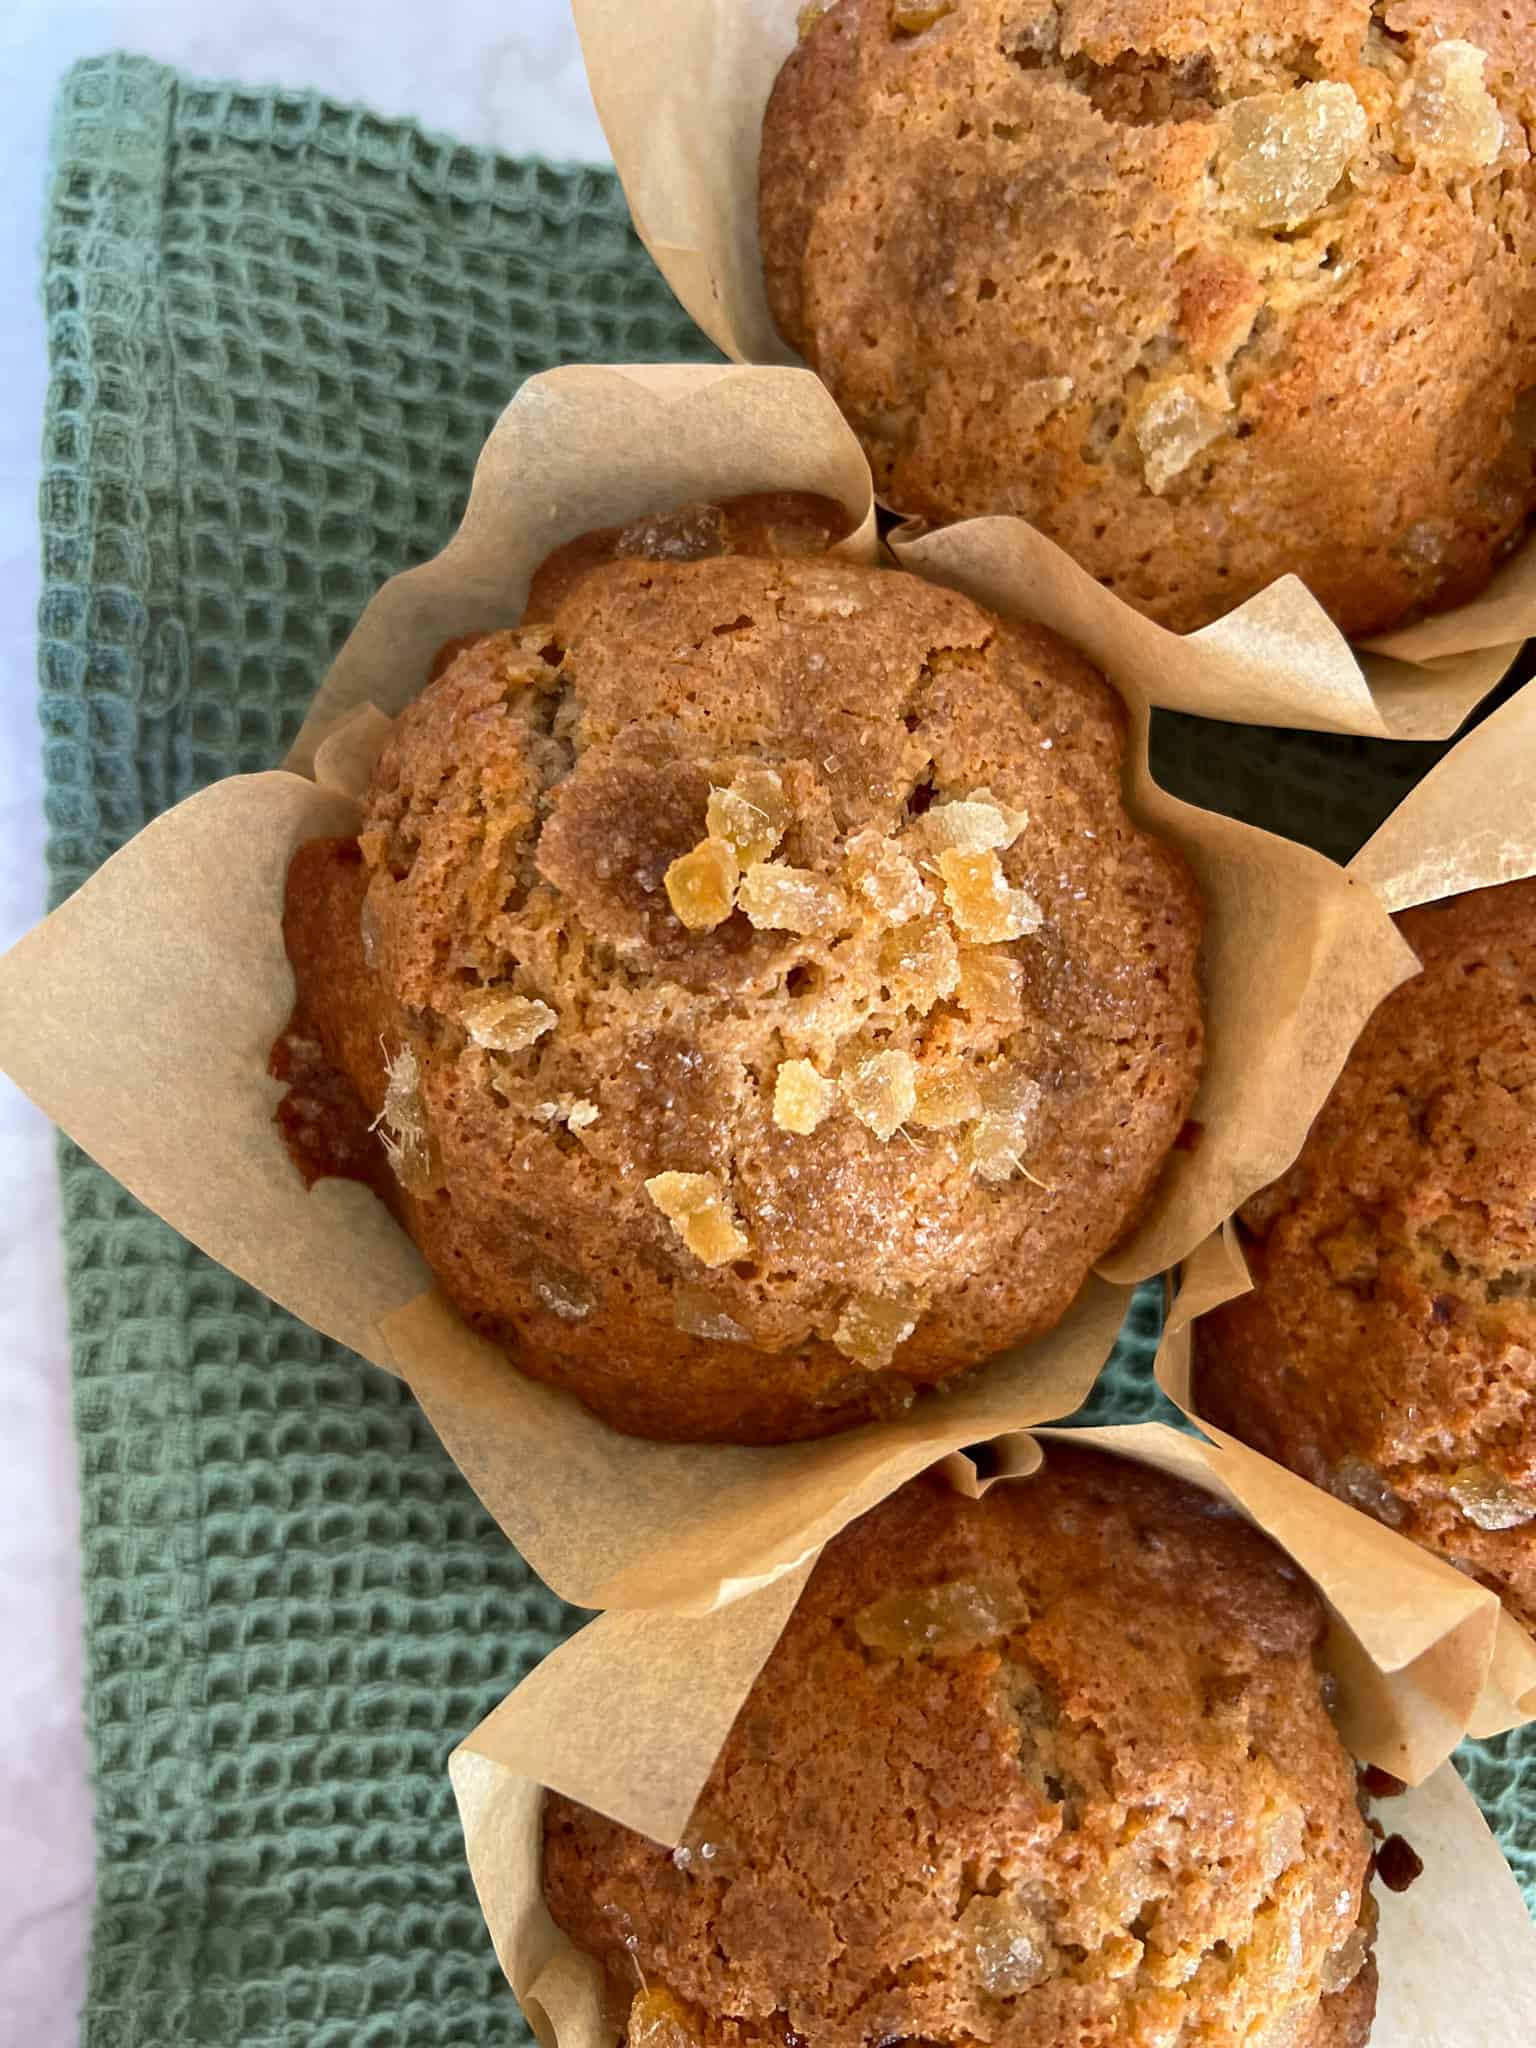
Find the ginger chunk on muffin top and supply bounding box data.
[281,552,1202,1444]
[762,1,1536,636]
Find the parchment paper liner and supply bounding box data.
[1156,679,1536,1740]
[571,0,1536,743]
[0,362,1414,1615]
[448,1426,1536,2048]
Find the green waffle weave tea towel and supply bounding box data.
[36,49,1534,2048]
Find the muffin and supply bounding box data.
[277,510,1203,1445]
[1197,879,1536,1629]
[760,0,1536,636]
[543,1447,1380,2048]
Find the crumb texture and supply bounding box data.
[761,0,1536,635]
[1198,878,1536,1627]
[283,542,1202,1443]
[544,1450,1377,2048]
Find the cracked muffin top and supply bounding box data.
[543,1447,1378,2048]
[761,0,1536,636]
[1197,878,1536,1629]
[279,532,1202,1444]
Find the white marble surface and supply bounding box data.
[0,6,609,2042]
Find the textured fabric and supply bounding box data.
[35,50,1532,2048]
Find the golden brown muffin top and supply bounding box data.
[544,1448,1376,2048]
[326,554,1201,1442]
[1198,878,1536,1627]
[762,0,1536,635]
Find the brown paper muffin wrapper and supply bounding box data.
[447,1426,1536,2048]
[1156,680,1536,1740]
[571,0,1536,743]
[0,363,1412,1614]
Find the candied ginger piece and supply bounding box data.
[675,1286,751,1344]
[373,1044,433,1193]
[1448,1462,1536,1531]
[1135,383,1230,494]
[645,1171,750,1268]
[1321,1924,1372,1996]
[833,1291,917,1367]
[920,788,1028,856]
[938,848,1043,944]
[774,1058,835,1135]
[1401,40,1504,168]
[739,861,845,936]
[1218,82,1367,230]
[670,1807,745,1877]
[855,1575,1032,1658]
[845,828,933,926]
[798,0,838,35]
[891,0,955,31]
[460,991,557,1054]
[970,1068,1044,1184]
[880,914,960,1016]
[912,1062,983,1130]
[707,768,791,866]
[1259,1804,1306,1886]
[665,836,740,932]
[1330,1455,1405,1526]
[531,1267,594,1322]
[842,1048,918,1140]
[957,946,1024,1024]
[616,502,726,564]
[531,1094,598,1130]
[959,1892,1051,1997]
[628,1989,702,2048]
